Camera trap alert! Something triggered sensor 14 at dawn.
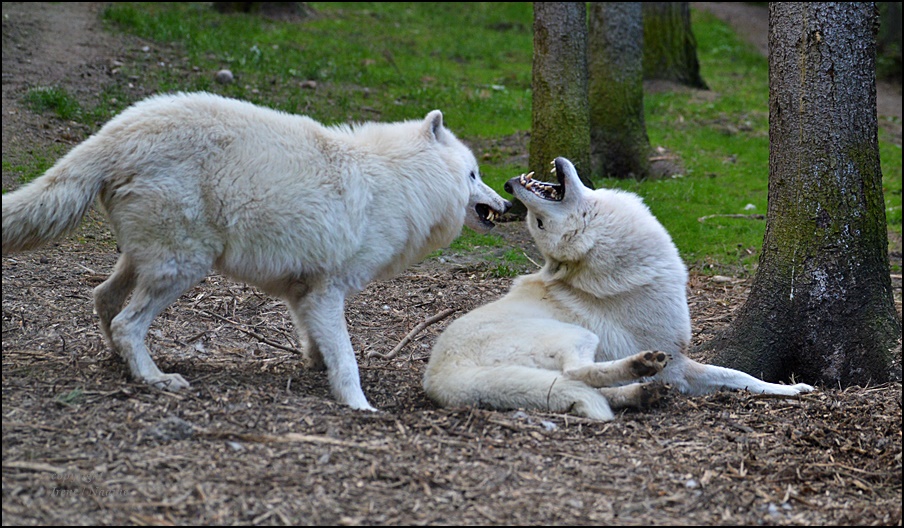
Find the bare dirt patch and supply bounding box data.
[3,3,902,525]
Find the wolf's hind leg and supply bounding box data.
[661,352,815,396]
[287,301,325,371]
[108,259,208,391]
[94,254,137,347]
[599,382,671,410]
[565,350,670,387]
[425,364,616,421]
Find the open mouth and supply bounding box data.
[514,162,564,201]
[475,203,504,227]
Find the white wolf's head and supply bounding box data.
[505,157,685,297]
[421,110,511,233]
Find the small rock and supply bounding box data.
[215,69,234,84]
[144,416,195,443]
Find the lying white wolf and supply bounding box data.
[424,157,813,420]
[2,92,511,411]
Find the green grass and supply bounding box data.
[23,86,83,120]
[602,9,902,273]
[100,2,533,135]
[2,144,70,192]
[15,2,899,273]
[600,9,777,271]
[879,129,903,240]
[55,388,85,406]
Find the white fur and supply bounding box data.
[424,157,814,420]
[2,92,510,410]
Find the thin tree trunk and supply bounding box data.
[642,2,707,89]
[530,2,592,187]
[587,2,651,179]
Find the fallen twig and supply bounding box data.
[199,430,389,451]
[194,309,299,354]
[697,213,765,222]
[368,308,457,359]
[748,391,813,400]
[522,250,541,269]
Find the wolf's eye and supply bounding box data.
[536,217,545,230]
[469,171,476,180]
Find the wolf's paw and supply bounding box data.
[789,383,815,394]
[639,381,672,409]
[630,350,670,378]
[302,353,327,372]
[146,373,190,391]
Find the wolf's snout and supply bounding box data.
[474,197,512,229]
[504,178,517,195]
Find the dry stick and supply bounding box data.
[194,309,299,354]
[198,430,388,451]
[368,308,457,360]
[697,213,765,222]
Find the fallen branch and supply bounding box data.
[194,309,299,354]
[368,308,457,360]
[199,430,388,451]
[698,213,765,222]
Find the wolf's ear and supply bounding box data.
[423,110,445,141]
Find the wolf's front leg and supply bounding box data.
[288,286,375,411]
[565,350,670,388]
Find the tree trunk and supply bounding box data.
[213,2,313,19]
[530,2,592,189]
[701,2,901,387]
[587,2,651,179]
[642,2,708,89]
[876,2,902,82]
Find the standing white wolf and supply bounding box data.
[424,157,813,420]
[2,92,511,411]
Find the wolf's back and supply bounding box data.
[2,145,106,255]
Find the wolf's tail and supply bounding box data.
[2,146,106,255]
[424,364,615,421]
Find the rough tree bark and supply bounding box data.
[529,2,592,188]
[700,2,901,387]
[587,2,651,179]
[642,2,708,89]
